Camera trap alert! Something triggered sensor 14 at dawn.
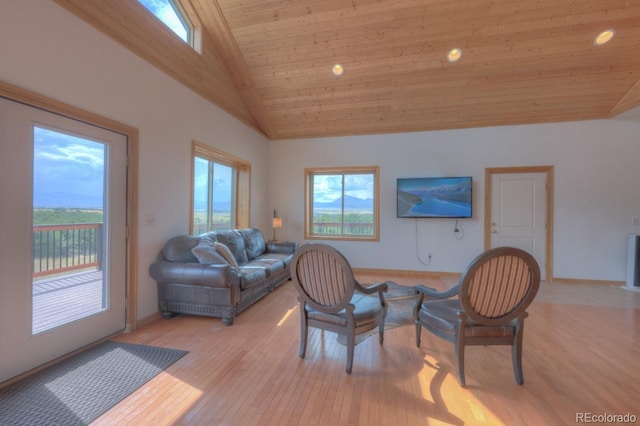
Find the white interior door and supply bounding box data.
[490,172,547,280]
[0,98,127,382]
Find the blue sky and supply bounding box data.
[33,126,105,209]
[193,158,233,210]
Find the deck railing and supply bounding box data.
[193,222,374,237]
[312,222,374,236]
[32,223,103,277]
[192,222,234,235]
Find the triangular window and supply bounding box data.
[138,0,191,45]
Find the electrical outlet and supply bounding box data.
[145,214,156,226]
[633,217,640,227]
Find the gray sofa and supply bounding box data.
[149,228,297,325]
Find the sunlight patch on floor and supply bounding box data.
[416,354,506,426]
[149,374,203,424]
[277,305,298,326]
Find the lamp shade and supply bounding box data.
[272,217,282,228]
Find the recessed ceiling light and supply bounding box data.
[332,64,344,76]
[594,29,615,46]
[447,48,462,63]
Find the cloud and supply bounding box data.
[33,127,105,208]
[344,174,374,199]
[313,174,374,202]
[193,158,233,209]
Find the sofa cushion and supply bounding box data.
[191,239,229,265]
[240,228,266,260]
[215,242,239,268]
[238,266,268,289]
[163,235,200,263]
[259,252,293,267]
[249,259,285,276]
[215,230,249,265]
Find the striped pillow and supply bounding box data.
[215,242,239,268]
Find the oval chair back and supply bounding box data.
[460,246,540,325]
[291,243,356,314]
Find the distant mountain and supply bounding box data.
[193,200,232,211]
[314,195,373,210]
[34,191,232,211]
[413,184,471,197]
[33,190,103,209]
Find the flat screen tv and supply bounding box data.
[397,176,472,218]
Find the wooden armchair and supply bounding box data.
[414,246,540,386]
[291,243,388,374]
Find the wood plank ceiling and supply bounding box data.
[55,0,640,140]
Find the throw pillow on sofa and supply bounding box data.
[191,239,229,265]
[214,242,239,268]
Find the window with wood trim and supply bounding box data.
[304,166,379,241]
[137,0,201,50]
[191,142,250,235]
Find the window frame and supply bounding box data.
[137,0,202,52]
[168,0,193,44]
[190,141,251,235]
[304,166,380,242]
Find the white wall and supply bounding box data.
[270,119,640,282]
[0,0,271,319]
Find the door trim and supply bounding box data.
[484,166,554,282]
[1,81,139,330]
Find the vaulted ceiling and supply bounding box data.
[54,0,640,140]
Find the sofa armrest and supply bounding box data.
[266,241,298,255]
[149,261,239,288]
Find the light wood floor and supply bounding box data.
[97,273,640,425]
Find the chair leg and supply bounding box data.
[299,313,308,359]
[346,332,355,374]
[455,331,466,387]
[512,320,526,385]
[378,322,384,345]
[415,323,422,347]
[512,343,524,385]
